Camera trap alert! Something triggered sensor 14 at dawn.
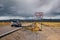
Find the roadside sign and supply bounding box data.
[34,12,44,31]
[35,12,43,19]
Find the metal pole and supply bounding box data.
[41,15,43,31]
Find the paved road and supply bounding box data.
[0,26,20,35]
[0,25,60,40]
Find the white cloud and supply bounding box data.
[43,15,60,19]
[0,16,26,20]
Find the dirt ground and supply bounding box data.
[0,25,60,40]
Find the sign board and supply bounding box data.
[35,12,43,18]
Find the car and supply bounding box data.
[11,21,22,27]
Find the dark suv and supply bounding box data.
[11,21,22,27]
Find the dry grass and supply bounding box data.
[0,22,10,26]
[42,22,60,28]
[0,22,60,28]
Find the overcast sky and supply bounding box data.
[0,0,60,19]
